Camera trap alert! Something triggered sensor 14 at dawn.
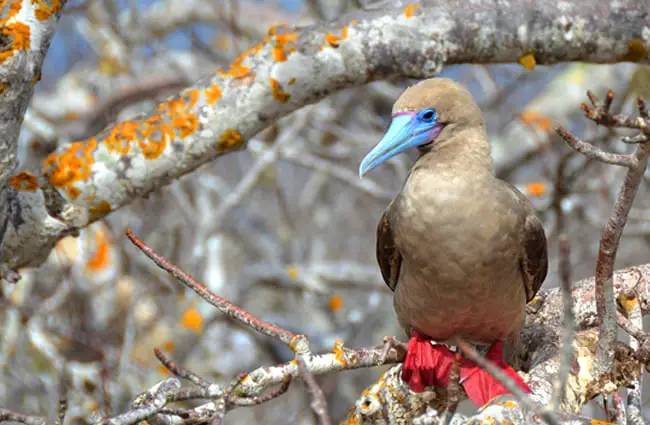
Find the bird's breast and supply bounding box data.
[389,172,527,343]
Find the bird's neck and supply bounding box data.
[413,127,493,177]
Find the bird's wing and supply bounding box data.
[502,182,548,301]
[376,208,402,292]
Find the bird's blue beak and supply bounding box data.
[359,112,442,177]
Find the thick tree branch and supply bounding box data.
[2,0,649,278]
[0,0,65,187]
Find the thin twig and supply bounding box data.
[440,352,462,425]
[556,89,650,376]
[296,355,332,425]
[126,229,298,346]
[154,348,214,389]
[0,409,45,425]
[100,378,181,425]
[555,127,635,168]
[229,375,292,406]
[379,336,408,365]
[611,391,627,425]
[54,397,68,425]
[550,234,574,411]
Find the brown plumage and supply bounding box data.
[364,78,548,401]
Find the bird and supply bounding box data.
[358,78,548,407]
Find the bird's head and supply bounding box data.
[359,78,484,177]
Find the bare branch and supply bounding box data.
[554,126,635,168]
[125,229,298,346]
[0,408,45,425]
[296,355,332,425]
[556,89,650,376]
[154,348,214,389]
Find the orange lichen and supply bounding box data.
[518,52,536,70]
[157,365,171,376]
[171,111,198,139]
[32,71,41,86]
[65,186,81,199]
[328,294,343,312]
[403,3,420,18]
[89,201,112,221]
[0,22,31,65]
[267,24,287,36]
[43,138,97,189]
[275,32,297,45]
[204,82,222,105]
[32,0,63,21]
[286,265,298,280]
[217,43,264,79]
[161,340,175,353]
[177,88,199,110]
[289,335,301,353]
[272,45,288,62]
[590,422,616,425]
[3,0,23,20]
[619,294,638,315]
[495,400,517,409]
[86,228,111,272]
[621,39,649,62]
[333,339,346,365]
[519,111,553,132]
[270,26,297,62]
[270,78,290,103]
[484,416,498,425]
[0,83,8,95]
[180,308,203,334]
[8,171,38,192]
[323,26,349,48]
[218,129,244,152]
[525,182,546,197]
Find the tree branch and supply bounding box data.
[556,89,650,376]
[2,0,649,279]
[0,0,66,187]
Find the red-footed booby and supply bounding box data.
[359,78,548,406]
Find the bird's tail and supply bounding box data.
[401,331,531,407]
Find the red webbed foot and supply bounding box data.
[460,340,531,406]
[401,334,531,407]
[401,330,457,392]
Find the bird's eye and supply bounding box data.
[419,109,436,123]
